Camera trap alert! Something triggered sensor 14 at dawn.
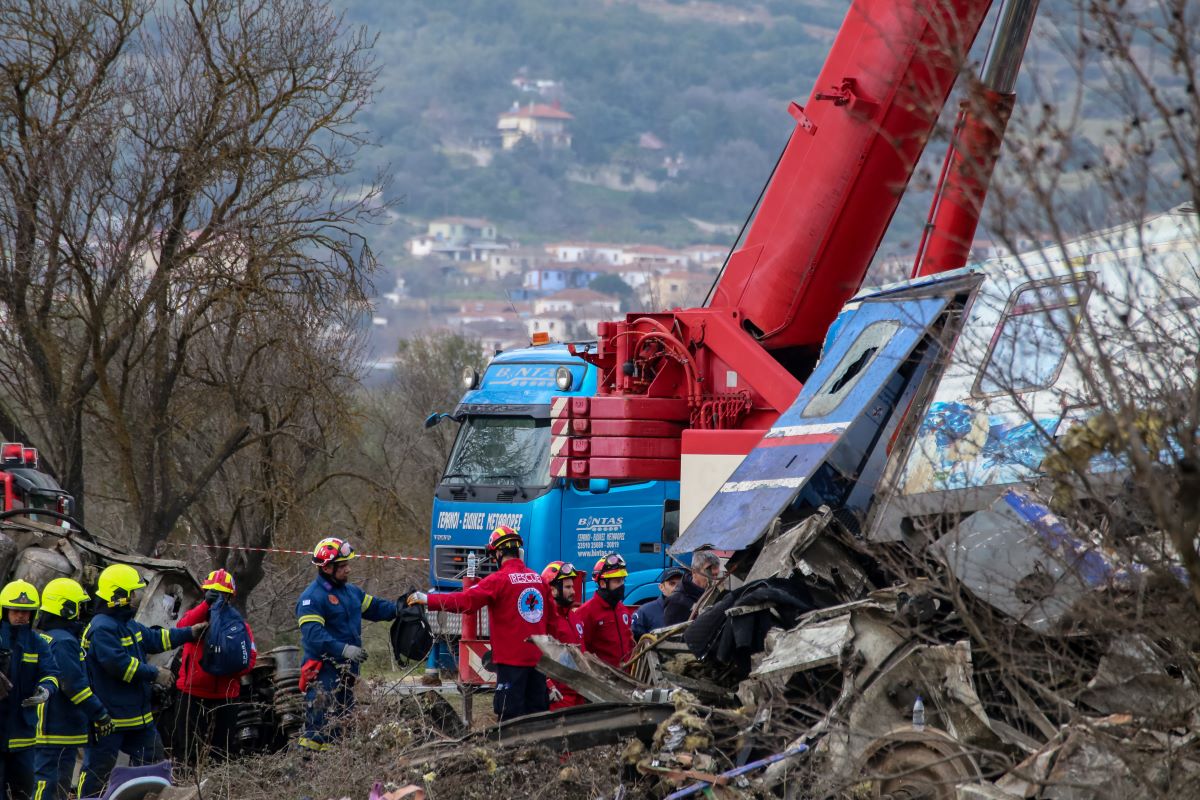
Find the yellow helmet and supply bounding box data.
[95,564,146,606]
[41,577,90,620]
[0,580,40,610]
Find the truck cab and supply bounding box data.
[0,442,73,524]
[429,343,679,604]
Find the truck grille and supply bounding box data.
[427,606,489,638]
[434,546,498,583]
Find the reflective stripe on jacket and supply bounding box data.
[83,609,190,730]
[0,621,60,750]
[296,576,398,679]
[38,626,107,746]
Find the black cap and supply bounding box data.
[660,567,686,582]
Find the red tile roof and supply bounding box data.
[500,103,574,120]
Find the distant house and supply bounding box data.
[489,247,552,279]
[451,299,531,326]
[682,244,728,266]
[526,292,622,340]
[522,263,603,294]
[544,242,626,264]
[497,102,574,150]
[589,261,657,290]
[408,217,506,262]
[646,270,715,309]
[526,313,569,339]
[534,288,621,316]
[620,244,688,268]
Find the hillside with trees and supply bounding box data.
[336,0,848,248]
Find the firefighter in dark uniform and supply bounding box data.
[33,578,114,800]
[78,565,203,797]
[0,580,60,800]
[295,537,399,754]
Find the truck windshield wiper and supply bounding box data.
[441,472,470,481]
[481,474,528,498]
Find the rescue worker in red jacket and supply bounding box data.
[539,560,584,709]
[576,553,635,670]
[408,526,550,721]
[170,569,257,766]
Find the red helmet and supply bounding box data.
[592,553,628,582]
[201,569,236,595]
[312,537,356,567]
[540,560,579,585]
[486,525,522,554]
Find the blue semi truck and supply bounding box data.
[426,342,680,604]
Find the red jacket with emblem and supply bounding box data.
[175,600,257,700]
[545,600,585,708]
[427,558,549,667]
[576,594,634,669]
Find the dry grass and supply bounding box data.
[189,684,627,800]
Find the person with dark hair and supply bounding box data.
[631,567,684,639]
[663,550,723,626]
[540,560,584,709]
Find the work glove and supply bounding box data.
[548,684,563,704]
[154,666,175,688]
[407,592,428,606]
[341,644,368,664]
[0,672,11,701]
[20,685,50,707]
[204,590,222,605]
[189,621,209,641]
[93,712,115,738]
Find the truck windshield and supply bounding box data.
[443,416,551,487]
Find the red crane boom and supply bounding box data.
[560,0,999,482]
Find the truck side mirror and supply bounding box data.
[588,478,610,494]
[424,413,445,429]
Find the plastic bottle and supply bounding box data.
[912,695,926,731]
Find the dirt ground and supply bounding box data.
[193,685,628,800]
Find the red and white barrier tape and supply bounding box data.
[163,541,430,563]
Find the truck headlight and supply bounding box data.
[461,366,479,390]
[555,366,573,391]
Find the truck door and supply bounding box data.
[670,293,954,555]
[561,479,672,598]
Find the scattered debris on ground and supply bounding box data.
[194,486,1200,799]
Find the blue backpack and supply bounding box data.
[200,597,254,676]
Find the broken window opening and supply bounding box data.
[803,320,900,418]
[973,275,1093,397]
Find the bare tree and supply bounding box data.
[0,0,383,551]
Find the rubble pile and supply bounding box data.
[514,493,1200,799]
[210,489,1198,800]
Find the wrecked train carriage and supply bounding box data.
[675,203,1200,618]
[639,205,1200,795]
